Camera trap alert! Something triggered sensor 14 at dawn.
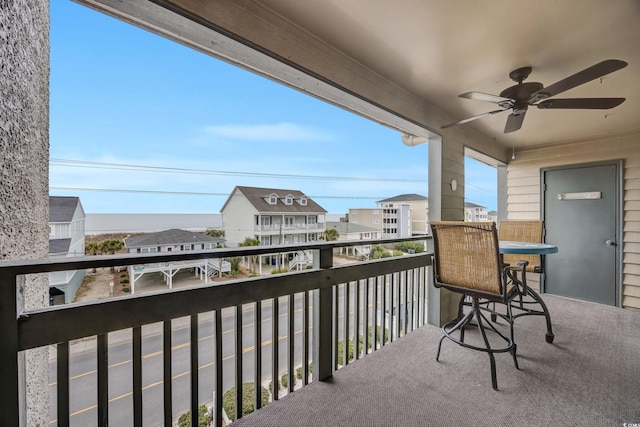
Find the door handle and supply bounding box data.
[605,240,616,246]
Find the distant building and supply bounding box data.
[49,196,86,304]
[326,221,381,258]
[487,210,498,223]
[123,228,225,253]
[220,186,328,272]
[349,204,411,238]
[220,186,327,247]
[123,229,227,293]
[464,202,489,221]
[377,194,429,235]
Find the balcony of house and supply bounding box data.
[254,221,325,233]
[0,236,432,426]
[2,238,639,427]
[4,235,637,427]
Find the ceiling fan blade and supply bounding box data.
[441,109,507,129]
[537,98,625,109]
[460,91,514,105]
[530,59,628,101]
[504,112,526,133]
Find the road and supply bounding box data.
[47,293,313,426]
[48,281,414,426]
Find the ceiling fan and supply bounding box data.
[442,59,628,133]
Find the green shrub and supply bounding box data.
[370,245,392,259]
[177,405,212,427]
[223,383,270,422]
[281,372,295,388]
[296,363,312,380]
[392,250,404,257]
[337,339,355,365]
[229,257,242,277]
[393,241,425,254]
[271,268,289,274]
[122,287,130,293]
[367,325,390,348]
[120,278,129,284]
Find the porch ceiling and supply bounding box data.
[257,0,640,150]
[81,0,640,152]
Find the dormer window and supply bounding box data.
[299,197,307,206]
[285,195,293,205]
[267,193,278,205]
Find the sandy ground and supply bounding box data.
[73,254,358,303]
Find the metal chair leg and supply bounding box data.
[506,302,519,370]
[527,288,554,343]
[475,310,499,390]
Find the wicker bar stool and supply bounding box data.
[430,221,526,390]
[498,220,554,343]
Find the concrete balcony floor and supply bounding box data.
[234,294,640,427]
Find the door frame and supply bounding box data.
[540,160,624,307]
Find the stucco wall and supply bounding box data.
[0,1,51,425]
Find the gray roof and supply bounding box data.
[377,194,427,203]
[49,196,80,222]
[49,238,71,254]
[124,229,225,248]
[223,186,327,214]
[326,221,379,234]
[464,202,486,208]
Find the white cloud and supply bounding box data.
[204,122,332,142]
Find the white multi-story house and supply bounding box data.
[221,186,328,270]
[48,196,86,305]
[349,204,411,238]
[377,194,429,235]
[464,202,489,221]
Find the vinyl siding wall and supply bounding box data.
[506,131,640,310]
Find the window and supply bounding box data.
[285,216,294,226]
[300,197,307,205]
[140,247,158,253]
[261,236,271,245]
[267,193,278,205]
[285,195,293,205]
[261,216,271,226]
[203,243,216,249]
[308,215,317,224]
[308,233,318,241]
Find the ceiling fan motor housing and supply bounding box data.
[500,82,544,102]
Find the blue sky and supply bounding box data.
[49,1,496,215]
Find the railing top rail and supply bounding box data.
[0,236,430,275]
[17,253,431,351]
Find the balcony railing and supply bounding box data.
[0,237,431,427]
[254,223,325,232]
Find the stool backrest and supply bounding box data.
[498,220,543,272]
[430,221,503,297]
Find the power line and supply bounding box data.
[50,158,428,183]
[49,186,386,200]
